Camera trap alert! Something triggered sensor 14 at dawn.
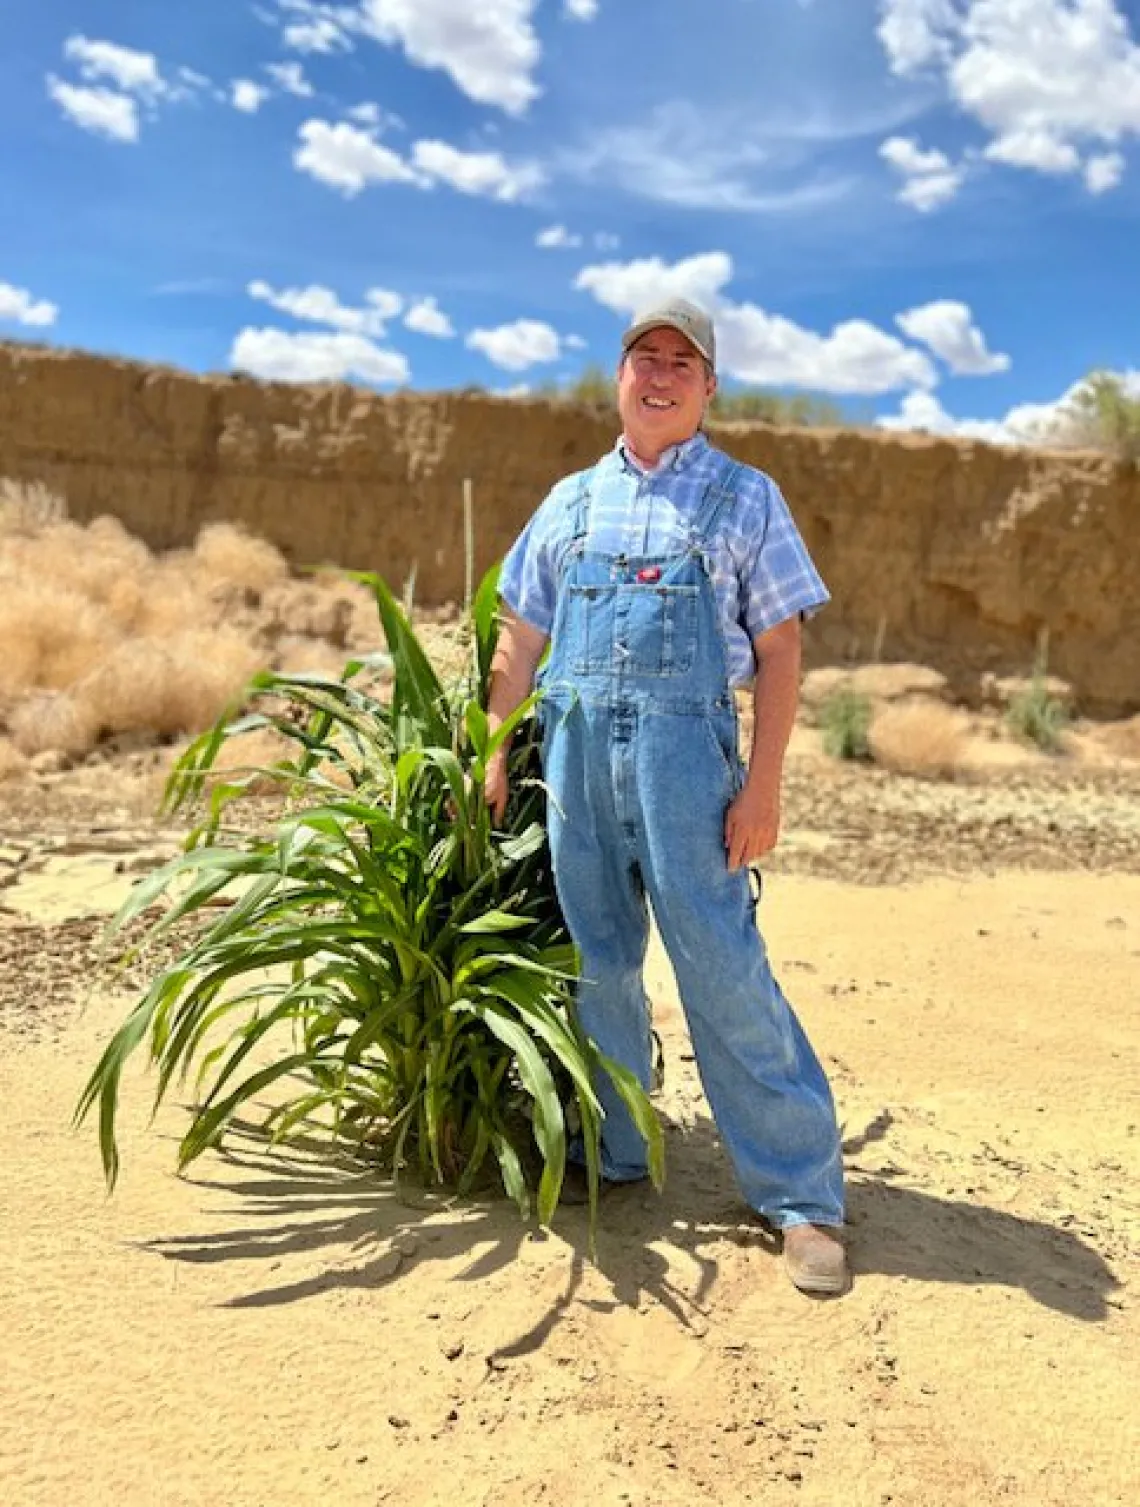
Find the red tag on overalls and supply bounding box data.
[636,566,662,583]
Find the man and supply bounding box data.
[485,298,848,1296]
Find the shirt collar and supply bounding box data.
[615,430,709,477]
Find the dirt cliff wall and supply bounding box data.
[2,340,1137,713]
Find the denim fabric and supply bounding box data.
[499,432,830,688]
[538,454,845,1230]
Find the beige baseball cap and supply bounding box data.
[621,297,716,367]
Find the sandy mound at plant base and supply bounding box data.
[0,844,1136,1507]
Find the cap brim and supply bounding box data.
[621,318,713,366]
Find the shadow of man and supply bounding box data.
[142,1109,1121,1330]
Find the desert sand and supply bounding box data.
[1,730,1137,1507]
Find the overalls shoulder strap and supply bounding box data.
[568,462,601,543]
[688,451,744,550]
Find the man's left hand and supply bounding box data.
[724,779,780,870]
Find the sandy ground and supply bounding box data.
[1,745,1138,1507]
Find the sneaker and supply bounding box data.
[782,1224,850,1295]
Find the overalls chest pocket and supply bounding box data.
[566,582,700,676]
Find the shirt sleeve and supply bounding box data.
[738,474,830,639]
[498,480,573,635]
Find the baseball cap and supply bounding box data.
[621,297,716,367]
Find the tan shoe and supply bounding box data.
[782,1224,850,1295]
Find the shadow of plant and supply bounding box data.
[140,1111,1122,1334]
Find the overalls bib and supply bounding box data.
[538,456,844,1229]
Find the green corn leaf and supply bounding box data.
[351,571,449,748]
[458,911,532,935]
[491,1129,530,1218]
[177,1053,318,1169]
[471,561,502,695]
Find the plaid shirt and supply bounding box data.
[499,431,829,687]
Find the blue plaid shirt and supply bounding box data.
[499,432,829,687]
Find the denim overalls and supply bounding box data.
[538,456,845,1230]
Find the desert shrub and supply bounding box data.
[9,691,99,759]
[129,561,203,639]
[820,687,873,760]
[77,569,663,1231]
[710,388,848,427]
[160,630,265,734]
[0,737,29,782]
[0,477,68,533]
[0,585,117,697]
[274,633,356,678]
[41,519,153,609]
[72,630,261,742]
[76,640,181,738]
[193,521,290,595]
[868,701,968,779]
[1093,714,1140,761]
[1056,371,1140,462]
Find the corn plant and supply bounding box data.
[76,567,663,1229]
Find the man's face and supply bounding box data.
[616,326,716,456]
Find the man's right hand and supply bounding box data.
[485,610,549,827]
[484,750,509,824]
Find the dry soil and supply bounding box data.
[1,736,1137,1507]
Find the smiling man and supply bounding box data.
[485,298,848,1296]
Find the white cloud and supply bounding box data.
[564,0,599,18]
[63,35,166,98]
[353,1,541,114]
[880,135,964,210]
[467,319,562,370]
[564,334,588,350]
[46,78,139,142]
[878,1,1140,192]
[294,119,424,194]
[717,305,937,394]
[877,390,965,435]
[575,252,735,316]
[876,0,959,72]
[536,224,582,249]
[1085,150,1125,193]
[983,128,1078,175]
[232,79,271,113]
[594,231,621,251]
[404,297,455,337]
[177,68,212,93]
[575,251,938,395]
[410,140,543,200]
[878,386,1071,446]
[563,101,852,212]
[0,282,58,327]
[876,373,1140,447]
[282,1,352,55]
[285,19,346,52]
[266,61,315,97]
[248,279,402,336]
[895,299,1010,375]
[48,35,208,138]
[231,327,409,385]
[293,119,540,201]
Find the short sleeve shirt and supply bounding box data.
[499,432,829,688]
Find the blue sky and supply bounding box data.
[3,1,1139,442]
